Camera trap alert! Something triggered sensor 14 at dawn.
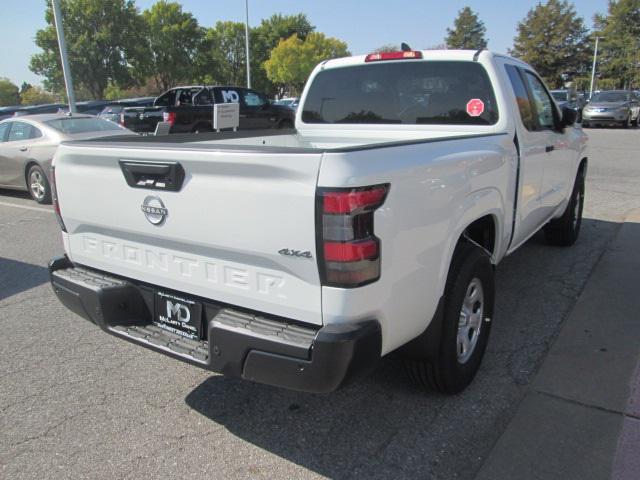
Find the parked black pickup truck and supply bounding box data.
[121,86,295,134]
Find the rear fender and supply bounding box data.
[437,188,504,297]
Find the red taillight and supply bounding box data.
[323,188,388,214]
[163,111,176,127]
[51,166,67,232]
[317,185,389,288]
[324,239,379,262]
[365,51,423,62]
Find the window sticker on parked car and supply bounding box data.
[221,90,240,103]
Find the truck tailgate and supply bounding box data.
[123,107,163,133]
[54,144,323,325]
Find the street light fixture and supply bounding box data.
[52,0,76,113]
[245,0,251,88]
[589,36,604,100]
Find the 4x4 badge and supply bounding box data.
[278,248,312,259]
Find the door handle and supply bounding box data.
[19,146,28,152]
[545,145,555,153]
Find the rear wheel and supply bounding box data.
[27,164,51,204]
[192,123,213,134]
[544,168,585,246]
[404,242,494,394]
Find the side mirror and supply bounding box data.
[560,106,578,127]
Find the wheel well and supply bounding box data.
[192,121,213,132]
[24,161,40,188]
[278,118,294,128]
[578,157,588,177]
[461,215,496,256]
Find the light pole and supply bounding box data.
[589,36,604,100]
[244,0,251,88]
[52,0,76,113]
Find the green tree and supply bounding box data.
[511,0,590,88]
[198,14,315,94]
[446,7,488,49]
[374,44,399,53]
[264,33,349,95]
[0,78,20,106]
[20,86,57,105]
[142,1,204,92]
[250,13,315,93]
[20,82,33,96]
[30,0,147,99]
[593,0,640,89]
[202,21,248,86]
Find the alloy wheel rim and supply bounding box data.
[30,171,45,200]
[457,277,484,364]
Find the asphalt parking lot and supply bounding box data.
[1,128,639,480]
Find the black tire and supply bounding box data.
[27,164,52,204]
[622,114,632,129]
[582,121,589,128]
[192,123,213,134]
[404,242,495,394]
[544,168,585,246]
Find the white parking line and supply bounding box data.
[0,201,53,213]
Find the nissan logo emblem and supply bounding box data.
[141,196,168,225]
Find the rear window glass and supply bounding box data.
[302,61,498,125]
[45,117,123,134]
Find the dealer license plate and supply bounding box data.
[153,291,202,340]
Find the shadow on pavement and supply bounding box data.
[0,257,50,301]
[185,355,430,478]
[0,189,32,201]
[184,218,622,479]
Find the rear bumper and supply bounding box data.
[49,255,381,393]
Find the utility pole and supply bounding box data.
[244,0,251,88]
[589,36,604,100]
[52,0,76,113]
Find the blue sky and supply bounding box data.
[1,0,609,87]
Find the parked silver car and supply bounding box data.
[0,114,134,204]
[582,90,640,128]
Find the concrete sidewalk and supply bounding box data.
[476,210,640,480]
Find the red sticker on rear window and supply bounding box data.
[466,99,485,117]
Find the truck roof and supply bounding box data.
[320,49,532,70]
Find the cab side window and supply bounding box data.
[215,89,240,104]
[505,64,535,131]
[242,90,266,107]
[523,71,556,130]
[7,122,39,142]
[0,122,10,142]
[194,89,213,105]
[154,90,176,107]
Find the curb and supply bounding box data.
[475,210,640,480]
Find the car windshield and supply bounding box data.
[551,91,568,101]
[591,92,628,103]
[302,61,499,125]
[45,117,124,134]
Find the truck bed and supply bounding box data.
[69,129,506,153]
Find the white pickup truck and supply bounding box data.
[49,50,587,394]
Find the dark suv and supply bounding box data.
[121,86,295,134]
